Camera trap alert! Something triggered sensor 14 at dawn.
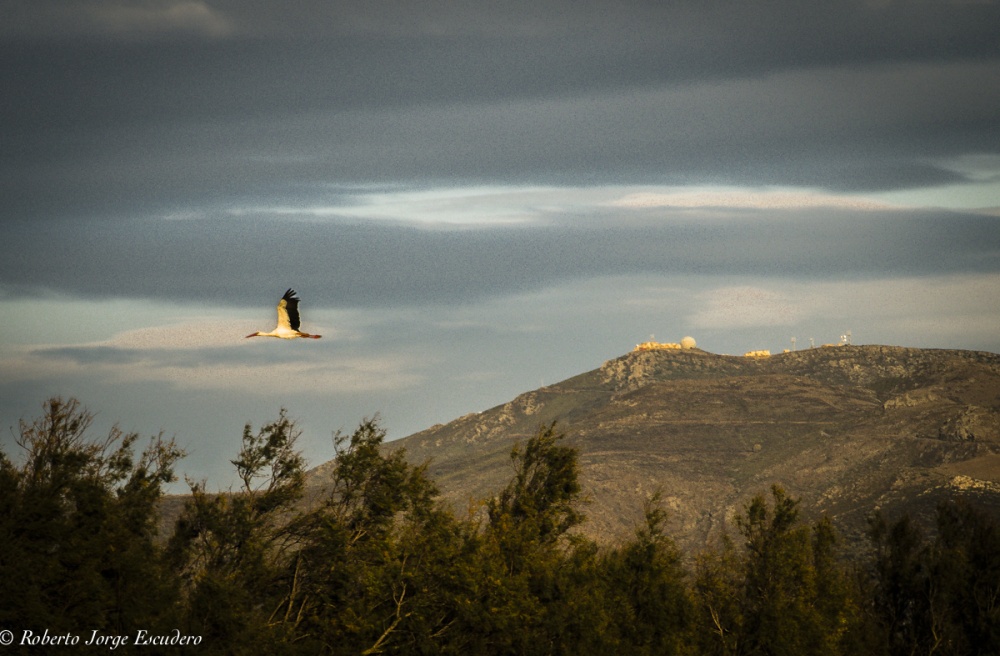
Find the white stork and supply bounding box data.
[246,288,322,339]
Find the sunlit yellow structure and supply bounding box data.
[634,341,682,352]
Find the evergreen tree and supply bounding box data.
[486,422,583,571]
[932,498,1000,654]
[276,417,462,655]
[866,511,933,655]
[600,491,692,655]
[454,422,587,654]
[0,397,183,641]
[866,499,1000,656]
[167,409,304,654]
[693,485,857,656]
[693,532,744,656]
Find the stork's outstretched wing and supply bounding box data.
[277,288,302,332]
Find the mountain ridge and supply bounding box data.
[376,344,1000,553]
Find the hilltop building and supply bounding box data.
[635,341,681,351]
[634,336,697,352]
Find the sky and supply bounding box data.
[2,0,999,490]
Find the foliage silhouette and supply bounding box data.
[3,399,999,655]
[0,398,184,646]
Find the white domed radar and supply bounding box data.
[680,336,696,349]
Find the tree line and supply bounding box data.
[2,397,998,655]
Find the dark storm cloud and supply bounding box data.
[4,208,998,308]
[2,1,999,221]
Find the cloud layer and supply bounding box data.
[4,201,998,310]
[3,1,999,221]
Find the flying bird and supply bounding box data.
[246,289,322,339]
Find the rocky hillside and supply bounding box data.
[380,345,1000,554]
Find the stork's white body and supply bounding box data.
[246,288,321,339]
